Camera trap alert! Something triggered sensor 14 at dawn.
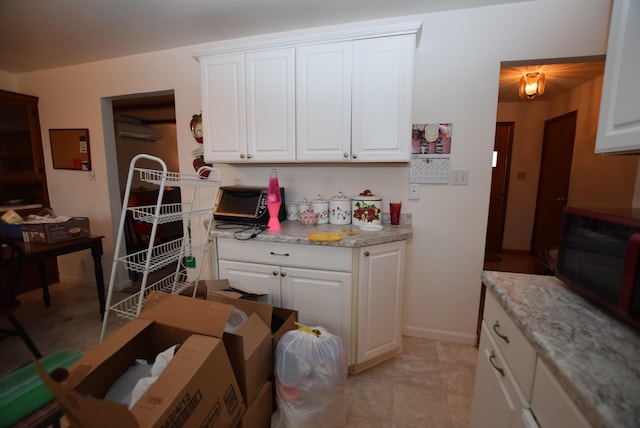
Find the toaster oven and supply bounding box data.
[213,186,285,225]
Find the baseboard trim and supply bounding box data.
[402,325,477,346]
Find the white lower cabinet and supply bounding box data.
[470,322,530,428]
[280,267,352,361]
[471,290,593,428]
[530,359,591,428]
[214,238,406,369]
[356,241,405,365]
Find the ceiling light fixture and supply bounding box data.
[519,71,545,100]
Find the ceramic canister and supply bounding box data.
[310,195,329,224]
[297,199,311,215]
[286,201,298,221]
[329,192,351,225]
[351,194,383,226]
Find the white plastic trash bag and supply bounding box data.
[272,324,347,428]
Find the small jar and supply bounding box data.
[329,192,351,225]
[297,199,311,220]
[310,195,329,224]
[285,201,298,221]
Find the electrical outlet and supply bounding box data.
[409,184,419,200]
[450,169,469,185]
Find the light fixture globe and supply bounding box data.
[519,71,545,99]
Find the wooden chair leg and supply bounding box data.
[7,313,42,359]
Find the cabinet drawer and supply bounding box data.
[483,291,536,401]
[470,322,529,428]
[216,238,352,271]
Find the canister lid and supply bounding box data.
[330,191,350,201]
[311,195,328,204]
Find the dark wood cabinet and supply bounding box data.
[0,89,58,291]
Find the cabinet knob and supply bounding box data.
[247,154,253,159]
[489,351,505,377]
[343,152,349,158]
[272,271,279,276]
[240,154,246,159]
[493,321,510,343]
[364,251,370,257]
[352,153,358,159]
[280,272,286,277]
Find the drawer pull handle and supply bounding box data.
[493,321,510,343]
[489,351,505,377]
[364,251,370,257]
[270,252,290,257]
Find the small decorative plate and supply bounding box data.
[308,232,343,242]
[358,223,384,231]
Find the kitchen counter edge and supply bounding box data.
[481,270,640,428]
[209,220,412,247]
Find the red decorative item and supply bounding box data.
[190,113,203,144]
[193,157,212,178]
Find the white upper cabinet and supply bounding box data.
[196,21,421,163]
[351,35,415,162]
[595,0,640,154]
[200,49,295,163]
[200,53,246,163]
[296,42,353,162]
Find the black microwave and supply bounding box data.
[213,186,286,225]
[556,206,640,330]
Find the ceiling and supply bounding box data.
[1,0,605,119]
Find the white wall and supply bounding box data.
[5,0,611,344]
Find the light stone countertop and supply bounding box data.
[482,271,640,428]
[209,218,412,247]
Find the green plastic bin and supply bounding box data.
[0,349,83,428]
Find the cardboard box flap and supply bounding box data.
[141,291,233,338]
[233,314,272,357]
[35,360,137,428]
[207,294,273,327]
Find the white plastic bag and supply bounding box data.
[273,325,347,428]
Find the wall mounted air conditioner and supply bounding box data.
[117,121,163,141]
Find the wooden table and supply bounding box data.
[6,236,106,317]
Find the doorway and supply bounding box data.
[530,111,577,255]
[102,90,179,291]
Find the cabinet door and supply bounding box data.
[356,241,405,363]
[280,266,352,362]
[470,323,529,428]
[245,48,296,162]
[217,259,282,306]
[200,54,247,162]
[351,35,415,162]
[296,42,352,162]
[595,0,640,154]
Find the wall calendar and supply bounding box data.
[409,123,453,184]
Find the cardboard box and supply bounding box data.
[22,217,90,243]
[206,293,273,406]
[36,292,245,428]
[203,279,298,350]
[238,381,272,428]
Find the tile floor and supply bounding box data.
[1,282,478,427]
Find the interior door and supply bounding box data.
[485,122,514,256]
[530,111,577,255]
